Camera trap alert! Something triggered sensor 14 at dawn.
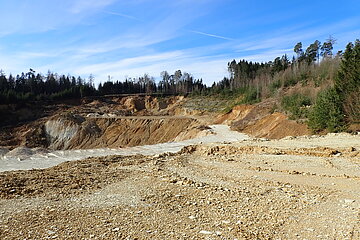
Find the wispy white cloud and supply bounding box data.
[103,10,142,21]
[190,30,234,41]
[69,0,116,14]
[69,7,203,57]
[17,52,55,59]
[26,44,230,85]
[238,49,294,62]
[69,51,230,85]
[233,16,360,55]
[0,0,116,35]
[1,0,359,87]
[72,51,186,75]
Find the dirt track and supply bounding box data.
[1,133,359,239]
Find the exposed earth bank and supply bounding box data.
[1,95,310,151]
[44,115,204,150]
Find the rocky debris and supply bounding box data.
[3,146,34,160]
[0,155,138,199]
[0,147,9,157]
[343,199,355,204]
[0,141,359,239]
[0,96,359,239]
[180,144,360,158]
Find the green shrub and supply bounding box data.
[281,94,311,119]
[240,87,260,104]
[269,80,281,94]
[308,88,346,132]
[283,76,298,87]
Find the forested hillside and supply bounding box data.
[0,70,206,103]
[0,38,359,132]
[198,38,359,133]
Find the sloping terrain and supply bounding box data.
[216,100,310,139]
[0,95,312,151]
[241,112,310,139]
[0,95,359,239]
[45,115,203,150]
[0,133,359,239]
[0,96,205,150]
[0,125,248,172]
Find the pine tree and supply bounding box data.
[305,40,321,64]
[335,40,360,122]
[294,42,304,60]
[320,36,336,59]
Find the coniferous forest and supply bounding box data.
[0,38,359,132]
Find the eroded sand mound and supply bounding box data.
[242,112,310,139]
[217,102,310,139]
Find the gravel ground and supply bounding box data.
[0,134,359,239]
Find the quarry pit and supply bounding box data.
[0,95,359,239]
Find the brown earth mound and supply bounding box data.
[216,100,310,139]
[215,105,255,125]
[112,96,184,115]
[242,112,310,139]
[77,96,185,117]
[0,95,311,151]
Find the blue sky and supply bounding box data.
[0,0,359,85]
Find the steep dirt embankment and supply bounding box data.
[44,114,204,150]
[0,96,198,150]
[241,112,310,138]
[1,95,311,151]
[216,101,310,139]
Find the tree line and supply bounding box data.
[0,70,97,103]
[211,36,341,93]
[201,37,358,132]
[98,70,206,95]
[0,69,207,104]
[0,36,342,105]
[0,37,358,133]
[309,40,360,132]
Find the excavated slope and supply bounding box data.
[0,96,189,150]
[0,95,311,151]
[216,103,310,139]
[44,114,203,150]
[242,112,310,139]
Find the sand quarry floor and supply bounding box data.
[0,125,359,239]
